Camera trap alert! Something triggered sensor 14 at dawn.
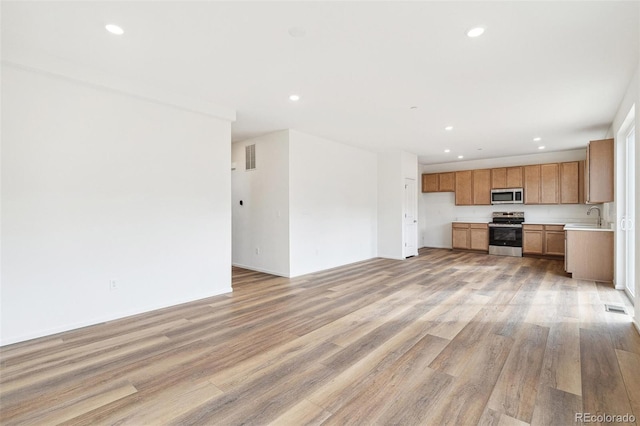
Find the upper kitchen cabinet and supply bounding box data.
[540,163,559,204]
[524,162,580,205]
[455,169,490,205]
[491,167,523,189]
[422,174,438,192]
[560,161,581,204]
[585,138,614,203]
[473,169,491,205]
[455,171,473,205]
[422,172,455,193]
[524,165,541,204]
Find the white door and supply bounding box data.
[616,107,635,299]
[403,178,418,258]
[622,125,636,297]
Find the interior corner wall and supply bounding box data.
[1,65,233,345]
[377,151,405,260]
[288,130,377,277]
[231,131,290,276]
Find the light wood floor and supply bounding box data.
[1,249,639,425]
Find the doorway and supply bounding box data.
[616,106,635,301]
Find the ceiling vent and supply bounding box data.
[245,144,256,171]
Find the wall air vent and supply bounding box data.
[245,144,256,171]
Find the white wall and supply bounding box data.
[1,65,233,345]
[377,151,418,259]
[419,149,598,248]
[377,152,403,259]
[231,131,290,276]
[289,130,377,277]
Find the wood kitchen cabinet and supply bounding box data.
[491,167,523,189]
[523,224,544,255]
[523,224,565,257]
[565,230,613,281]
[469,224,489,250]
[472,169,491,205]
[422,174,439,192]
[544,225,566,256]
[540,163,559,204]
[452,223,488,251]
[455,171,473,205]
[524,165,541,204]
[422,172,455,193]
[455,169,490,205]
[439,172,455,192]
[585,138,614,203]
[452,223,469,249]
[560,161,580,204]
[524,162,580,205]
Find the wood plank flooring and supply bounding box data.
[1,248,639,425]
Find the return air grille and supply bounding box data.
[245,144,256,170]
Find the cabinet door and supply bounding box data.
[491,168,507,189]
[524,165,540,204]
[540,163,559,204]
[560,162,579,204]
[523,228,543,254]
[439,172,455,192]
[469,225,488,251]
[422,174,439,192]
[587,138,614,203]
[506,167,523,188]
[455,171,473,205]
[545,230,565,256]
[472,169,491,205]
[452,224,470,249]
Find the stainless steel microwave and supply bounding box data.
[491,188,524,204]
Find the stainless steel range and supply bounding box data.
[488,211,524,257]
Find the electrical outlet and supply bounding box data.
[255,247,260,255]
[109,280,117,291]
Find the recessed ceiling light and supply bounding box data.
[538,146,546,150]
[533,137,542,142]
[410,106,418,110]
[467,27,485,38]
[105,24,124,35]
[444,149,451,153]
[458,155,464,159]
[288,27,306,38]
[445,126,453,131]
[289,94,300,101]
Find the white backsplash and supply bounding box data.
[419,192,604,248]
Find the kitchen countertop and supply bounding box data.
[564,223,614,232]
[452,220,489,224]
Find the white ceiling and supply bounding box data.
[2,1,639,164]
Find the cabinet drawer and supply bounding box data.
[452,223,469,228]
[523,224,544,231]
[470,223,488,229]
[545,225,565,232]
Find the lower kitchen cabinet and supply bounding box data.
[565,230,613,282]
[452,222,488,251]
[523,224,565,257]
[523,225,543,254]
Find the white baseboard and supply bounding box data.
[0,288,232,347]
[633,320,640,337]
[232,263,290,278]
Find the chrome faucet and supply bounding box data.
[587,206,602,227]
